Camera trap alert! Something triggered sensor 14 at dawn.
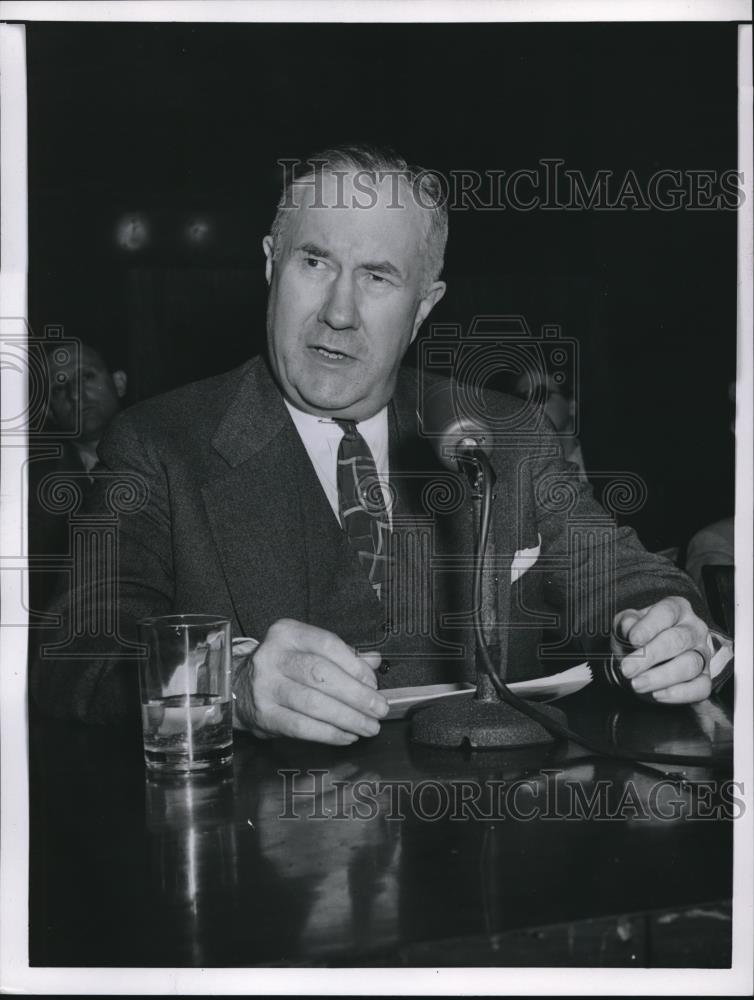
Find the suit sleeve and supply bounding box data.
[28,413,175,725]
[524,424,708,656]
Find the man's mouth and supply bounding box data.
[312,346,352,361]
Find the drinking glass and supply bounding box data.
[137,614,233,773]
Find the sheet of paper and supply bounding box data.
[383,663,593,720]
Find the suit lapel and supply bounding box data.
[201,356,385,643]
[201,358,309,636]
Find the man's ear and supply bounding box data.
[263,235,274,285]
[112,371,128,399]
[411,281,446,343]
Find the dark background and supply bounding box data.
[25,21,737,550]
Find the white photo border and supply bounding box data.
[1,2,752,995]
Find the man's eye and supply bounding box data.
[304,257,324,269]
[367,272,388,284]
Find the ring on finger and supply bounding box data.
[690,648,708,674]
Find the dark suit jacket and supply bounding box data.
[27,439,91,617]
[30,356,704,724]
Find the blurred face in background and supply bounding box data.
[514,371,575,434]
[47,345,127,443]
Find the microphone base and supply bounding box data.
[411,698,567,750]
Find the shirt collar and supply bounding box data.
[283,399,389,456]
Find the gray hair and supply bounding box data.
[269,144,448,294]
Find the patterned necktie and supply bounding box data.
[335,419,390,600]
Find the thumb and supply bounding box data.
[613,609,641,653]
[357,650,382,672]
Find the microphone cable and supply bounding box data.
[468,452,733,776]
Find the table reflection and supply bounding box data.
[145,771,238,964]
[249,760,403,959]
[602,693,733,762]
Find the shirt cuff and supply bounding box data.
[232,636,260,658]
[707,630,734,691]
[230,637,260,729]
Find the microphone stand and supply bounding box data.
[412,448,567,750]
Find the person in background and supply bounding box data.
[512,368,587,481]
[685,517,734,591]
[43,341,128,473]
[684,380,735,591]
[28,341,128,612]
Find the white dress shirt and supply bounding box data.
[284,399,391,524]
[73,442,99,474]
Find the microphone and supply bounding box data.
[420,381,494,472]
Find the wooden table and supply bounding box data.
[29,685,734,968]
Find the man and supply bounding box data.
[30,146,718,744]
[684,381,736,591]
[685,518,735,591]
[28,341,128,612]
[512,369,587,480]
[44,341,128,471]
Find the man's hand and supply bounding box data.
[612,596,711,703]
[233,619,388,745]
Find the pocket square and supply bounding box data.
[511,534,542,584]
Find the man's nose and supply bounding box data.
[318,272,360,331]
[57,375,78,402]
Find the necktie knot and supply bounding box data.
[334,418,359,442]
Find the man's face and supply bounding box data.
[514,372,575,434]
[47,346,126,442]
[264,172,445,421]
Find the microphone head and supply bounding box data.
[419,380,494,471]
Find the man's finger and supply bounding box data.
[621,624,696,678]
[262,704,362,745]
[615,609,641,640]
[614,604,657,642]
[281,681,382,738]
[629,648,708,695]
[272,620,380,689]
[649,671,713,705]
[280,652,388,719]
[358,650,382,675]
[623,598,682,648]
